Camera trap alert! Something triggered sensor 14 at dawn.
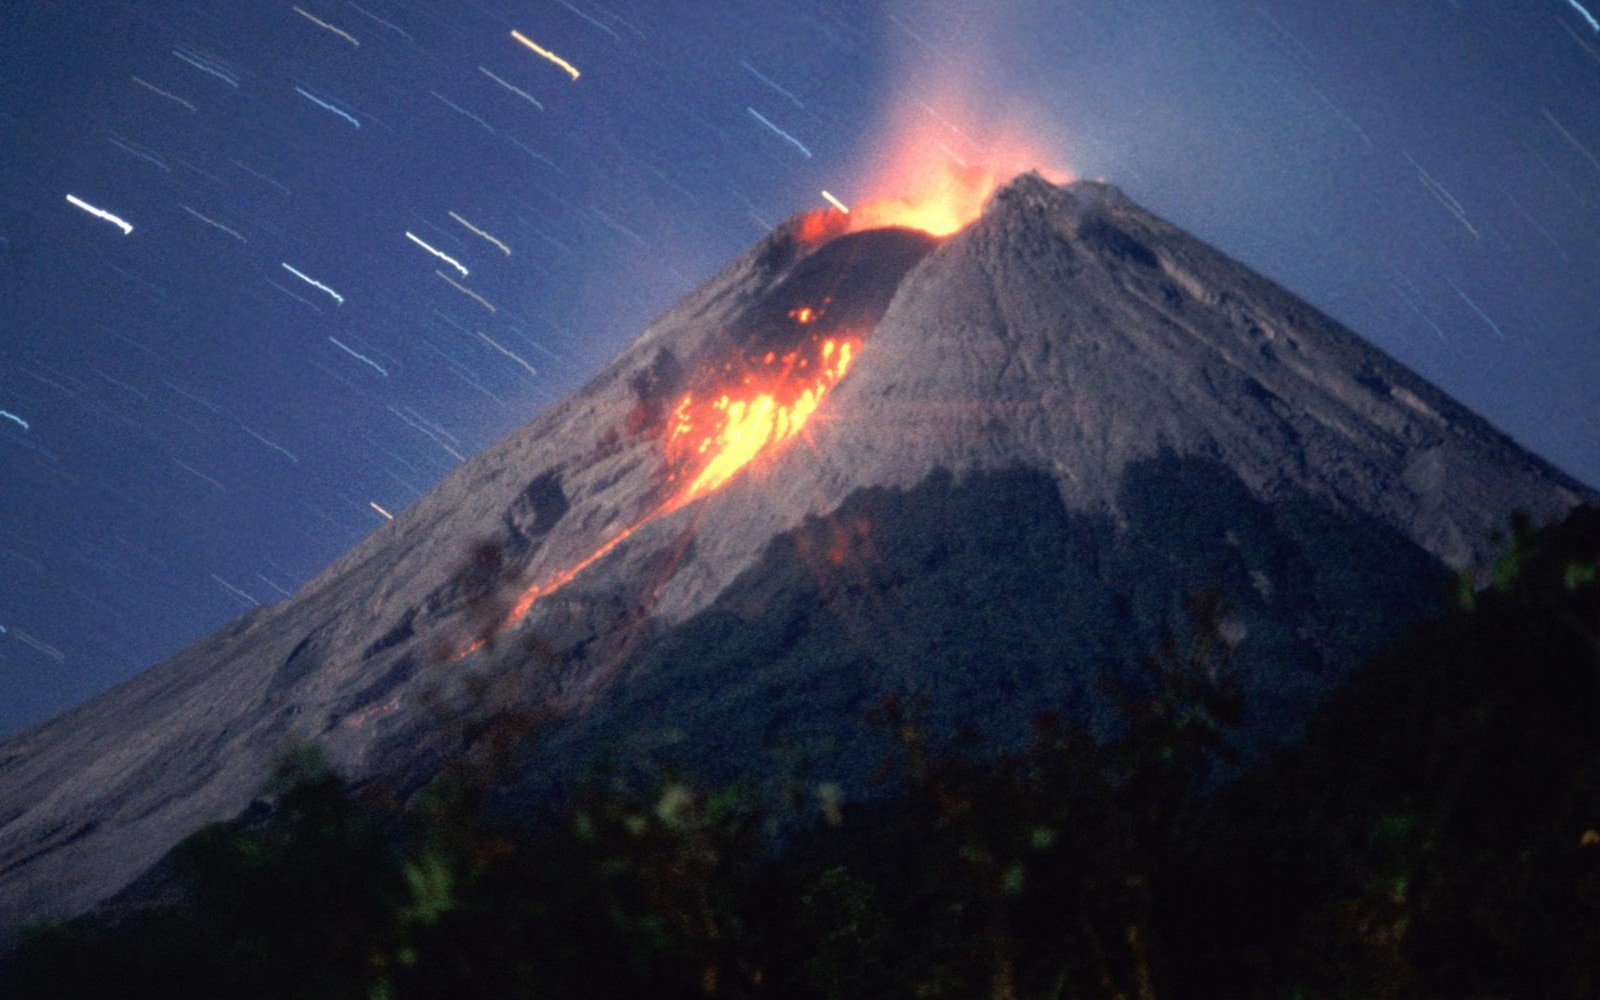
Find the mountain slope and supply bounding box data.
[0,174,1590,933]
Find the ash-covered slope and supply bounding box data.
[498,174,1598,789]
[665,176,1589,587]
[0,219,939,933]
[0,175,1589,934]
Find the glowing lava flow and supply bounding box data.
[501,520,645,625]
[456,132,1063,659]
[664,330,856,508]
[451,83,1071,661]
[455,321,859,658]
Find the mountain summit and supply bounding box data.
[0,174,1590,932]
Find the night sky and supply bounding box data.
[3,0,1598,738]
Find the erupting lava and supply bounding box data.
[463,306,860,656]
[796,153,1068,245]
[849,158,1052,237]
[463,95,1069,656]
[801,89,1072,243]
[664,328,857,508]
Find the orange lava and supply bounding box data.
[453,311,860,660]
[797,144,1070,243]
[832,125,1071,240]
[449,83,1070,664]
[502,520,643,625]
[801,68,1072,242]
[664,332,857,508]
[795,208,853,247]
[856,160,1062,237]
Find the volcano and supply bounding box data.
[0,174,1591,933]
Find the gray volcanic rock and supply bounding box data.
[0,174,1590,934]
[671,176,1587,588]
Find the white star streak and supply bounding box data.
[405,231,469,276]
[479,66,544,110]
[0,410,29,430]
[266,279,324,312]
[329,336,389,376]
[238,424,299,463]
[432,91,494,132]
[1404,153,1480,239]
[741,61,804,109]
[388,405,466,461]
[747,107,812,158]
[65,194,133,235]
[172,47,238,87]
[293,5,361,45]
[1446,279,1508,341]
[402,406,461,447]
[1565,0,1600,31]
[1387,279,1449,343]
[7,628,64,663]
[476,330,538,377]
[449,211,512,255]
[282,262,345,304]
[436,270,497,312]
[257,573,293,599]
[822,190,850,213]
[294,86,361,128]
[347,1,412,40]
[554,0,620,40]
[131,76,196,111]
[1542,108,1600,179]
[180,205,246,242]
[210,573,260,608]
[370,501,395,520]
[105,134,170,171]
[173,458,227,491]
[234,160,291,194]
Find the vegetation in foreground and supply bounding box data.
[2,508,1596,999]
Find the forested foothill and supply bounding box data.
[4,506,1595,1000]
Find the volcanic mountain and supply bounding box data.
[0,174,1591,933]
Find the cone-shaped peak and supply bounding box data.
[0,172,1591,940]
[787,170,1591,569]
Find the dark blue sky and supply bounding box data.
[3,0,1598,736]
